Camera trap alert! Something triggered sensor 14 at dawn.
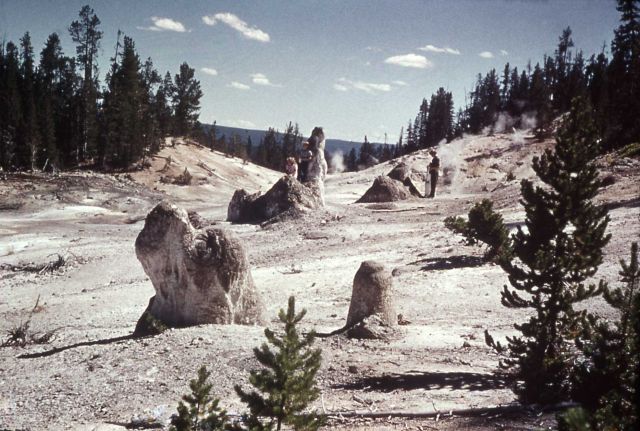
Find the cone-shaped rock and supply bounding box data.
[228,175,323,224]
[134,201,263,335]
[356,176,410,203]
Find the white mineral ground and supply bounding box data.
[1,135,638,430]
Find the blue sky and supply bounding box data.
[0,0,621,142]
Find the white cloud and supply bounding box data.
[479,51,495,58]
[418,44,460,55]
[384,53,432,69]
[500,49,509,56]
[229,81,250,90]
[138,16,187,32]
[392,80,408,86]
[250,73,281,87]
[335,78,392,94]
[202,13,270,42]
[200,67,218,76]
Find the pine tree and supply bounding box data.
[170,366,232,431]
[156,71,175,137]
[485,96,611,404]
[346,147,357,171]
[570,242,639,430]
[0,41,22,170]
[101,36,146,168]
[38,33,65,170]
[17,32,40,170]
[444,199,511,262]
[68,4,102,163]
[529,63,552,140]
[235,296,323,431]
[173,62,203,136]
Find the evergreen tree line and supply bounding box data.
[197,122,397,174]
[396,86,456,157]
[0,5,203,172]
[460,0,640,151]
[344,136,395,172]
[196,122,304,172]
[398,0,639,157]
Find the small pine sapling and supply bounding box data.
[170,366,232,431]
[570,242,639,430]
[485,97,611,404]
[444,199,511,261]
[235,296,323,431]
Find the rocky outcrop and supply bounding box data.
[387,163,423,197]
[387,162,413,182]
[227,175,323,224]
[346,261,398,340]
[356,176,410,203]
[134,202,263,335]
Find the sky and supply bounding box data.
[0,0,622,143]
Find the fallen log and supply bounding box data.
[371,206,426,213]
[325,401,578,419]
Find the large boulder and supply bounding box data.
[346,261,398,340]
[387,163,423,197]
[356,176,410,203]
[227,175,323,224]
[387,162,413,182]
[134,202,263,335]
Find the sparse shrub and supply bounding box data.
[174,167,192,185]
[1,296,56,347]
[235,296,324,431]
[133,309,168,337]
[444,199,511,261]
[484,97,611,404]
[506,171,516,181]
[170,366,233,431]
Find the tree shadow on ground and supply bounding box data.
[410,255,486,271]
[334,371,510,392]
[17,334,137,359]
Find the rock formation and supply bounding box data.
[356,176,410,203]
[346,261,398,339]
[134,201,263,335]
[227,175,323,224]
[387,163,423,197]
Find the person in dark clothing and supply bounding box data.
[297,141,313,182]
[427,149,440,198]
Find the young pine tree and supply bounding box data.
[569,242,639,430]
[485,96,611,404]
[170,366,232,431]
[235,296,323,431]
[443,199,511,262]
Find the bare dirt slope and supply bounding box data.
[0,132,638,431]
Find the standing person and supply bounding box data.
[297,141,313,182]
[285,157,298,178]
[427,149,440,198]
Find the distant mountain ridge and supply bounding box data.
[201,123,389,155]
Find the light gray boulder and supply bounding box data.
[134,201,263,335]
